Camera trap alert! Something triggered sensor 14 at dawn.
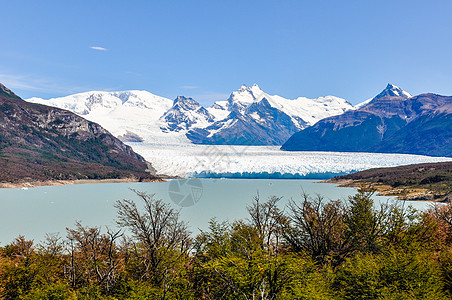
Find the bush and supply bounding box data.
[334,250,448,300]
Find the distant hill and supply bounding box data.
[329,161,452,202]
[0,83,155,183]
[282,84,452,157]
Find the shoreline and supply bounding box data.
[0,177,166,189]
[2,175,447,202]
[323,178,445,202]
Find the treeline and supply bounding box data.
[1,188,452,299]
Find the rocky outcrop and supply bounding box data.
[187,97,304,145]
[0,83,156,182]
[160,96,214,132]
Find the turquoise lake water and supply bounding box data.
[0,179,430,245]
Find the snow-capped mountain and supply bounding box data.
[187,97,306,145]
[28,90,190,144]
[29,90,172,115]
[0,83,153,182]
[373,83,412,99]
[186,84,353,145]
[282,84,452,157]
[219,84,352,127]
[27,84,354,146]
[354,84,412,110]
[160,96,214,132]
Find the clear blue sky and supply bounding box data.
[1,0,451,105]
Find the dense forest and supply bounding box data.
[1,188,452,299]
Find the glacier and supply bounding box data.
[26,83,451,178]
[128,143,452,178]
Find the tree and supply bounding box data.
[246,194,283,254]
[0,236,36,299]
[114,189,191,298]
[344,187,384,254]
[283,192,346,265]
[430,201,452,244]
[66,222,122,294]
[194,218,231,260]
[334,249,447,300]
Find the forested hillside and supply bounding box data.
[0,83,155,183]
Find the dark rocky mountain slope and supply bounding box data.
[0,83,155,183]
[282,84,452,157]
[187,97,303,145]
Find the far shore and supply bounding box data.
[323,178,446,202]
[0,177,166,189]
[4,176,447,202]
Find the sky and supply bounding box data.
[1,0,452,106]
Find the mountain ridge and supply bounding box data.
[281,84,452,157]
[27,84,355,146]
[0,83,157,183]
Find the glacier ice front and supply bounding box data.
[128,144,452,178]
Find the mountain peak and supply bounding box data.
[173,96,202,110]
[162,96,213,132]
[250,83,263,95]
[374,83,412,99]
[228,84,267,113]
[386,83,397,89]
[238,84,250,92]
[0,83,21,99]
[174,95,193,103]
[236,83,262,93]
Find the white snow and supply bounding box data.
[249,112,261,121]
[207,100,230,120]
[28,90,191,144]
[275,95,353,127]
[389,84,412,98]
[355,98,373,109]
[128,143,452,178]
[220,84,355,128]
[27,85,356,144]
[25,84,383,146]
[402,90,412,98]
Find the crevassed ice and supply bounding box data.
[128,144,452,178]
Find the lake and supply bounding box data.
[0,179,431,245]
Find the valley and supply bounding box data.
[24,82,452,180]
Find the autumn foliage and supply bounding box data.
[1,188,452,299]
